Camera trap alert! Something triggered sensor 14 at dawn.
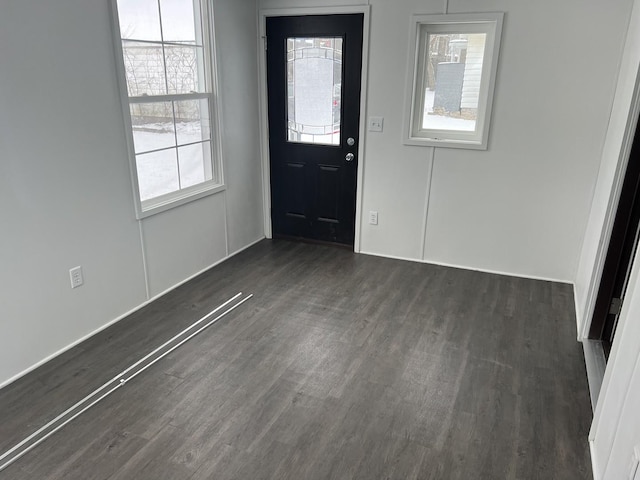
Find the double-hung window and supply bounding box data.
[111,0,222,217]
[403,13,504,149]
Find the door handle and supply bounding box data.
[345,153,355,162]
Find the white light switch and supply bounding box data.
[368,116,384,132]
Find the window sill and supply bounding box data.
[403,135,488,150]
[136,182,226,219]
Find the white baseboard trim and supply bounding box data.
[583,339,607,412]
[359,250,572,284]
[0,306,151,390]
[0,236,266,390]
[575,288,586,341]
[590,439,601,480]
[358,250,424,264]
[147,236,265,302]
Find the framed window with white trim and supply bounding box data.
[403,13,504,150]
[111,0,224,218]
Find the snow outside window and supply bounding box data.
[403,13,504,150]
[111,0,223,218]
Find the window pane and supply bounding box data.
[136,149,179,201]
[122,41,167,96]
[114,0,220,210]
[174,99,211,145]
[117,0,162,42]
[130,102,176,154]
[165,45,205,94]
[422,33,486,132]
[287,37,342,146]
[159,0,201,44]
[178,142,213,188]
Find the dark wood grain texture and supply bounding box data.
[0,240,592,479]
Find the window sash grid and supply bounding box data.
[128,92,211,103]
[122,38,204,49]
[112,0,223,217]
[134,139,211,157]
[156,0,170,97]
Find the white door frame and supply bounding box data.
[257,5,371,252]
[580,67,640,341]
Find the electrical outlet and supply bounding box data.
[369,211,378,225]
[69,266,84,289]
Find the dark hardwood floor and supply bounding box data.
[0,240,593,479]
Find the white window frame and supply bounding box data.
[403,13,504,150]
[110,0,225,219]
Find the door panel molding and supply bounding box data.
[257,5,371,251]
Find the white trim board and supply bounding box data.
[0,236,265,391]
[580,64,640,340]
[590,440,602,480]
[583,339,607,412]
[574,287,584,341]
[257,5,371,253]
[360,250,573,284]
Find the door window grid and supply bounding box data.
[286,37,343,146]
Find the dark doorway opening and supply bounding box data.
[589,114,640,359]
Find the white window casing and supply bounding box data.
[403,13,504,150]
[110,0,225,218]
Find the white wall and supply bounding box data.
[261,0,632,283]
[0,0,263,387]
[574,0,640,478]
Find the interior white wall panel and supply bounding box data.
[214,0,265,254]
[141,194,228,297]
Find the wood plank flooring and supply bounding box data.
[0,240,593,479]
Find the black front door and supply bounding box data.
[266,14,364,246]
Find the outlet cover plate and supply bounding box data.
[70,266,84,289]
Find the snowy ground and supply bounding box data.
[131,89,475,202]
[132,122,210,201]
[423,90,476,132]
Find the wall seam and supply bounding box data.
[420,147,435,260]
[138,220,151,300]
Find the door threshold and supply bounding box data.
[583,339,607,412]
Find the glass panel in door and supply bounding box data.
[286,37,343,145]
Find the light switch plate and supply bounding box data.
[368,116,384,132]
